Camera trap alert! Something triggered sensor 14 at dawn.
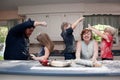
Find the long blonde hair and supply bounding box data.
[36,33,54,52]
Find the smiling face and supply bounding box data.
[83,31,92,41]
[81,29,92,42]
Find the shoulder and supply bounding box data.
[92,40,98,46]
[92,40,97,43]
[66,27,73,32]
[44,46,49,51]
[92,40,97,42]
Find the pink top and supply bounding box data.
[100,33,113,59]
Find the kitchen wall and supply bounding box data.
[18,3,120,52]
[18,3,120,15]
[0,3,120,54]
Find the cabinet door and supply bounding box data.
[48,14,63,41]
[26,13,83,43]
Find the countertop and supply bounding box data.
[0,60,120,76]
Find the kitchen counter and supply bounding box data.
[0,60,120,80]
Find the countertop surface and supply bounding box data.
[0,60,120,76]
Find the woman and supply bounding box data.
[75,28,98,62]
[30,33,54,60]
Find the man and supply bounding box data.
[4,19,47,60]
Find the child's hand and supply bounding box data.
[79,17,85,22]
[88,24,92,29]
[30,54,35,57]
[30,54,36,59]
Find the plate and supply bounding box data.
[50,60,71,67]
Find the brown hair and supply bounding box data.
[81,28,93,40]
[36,33,54,52]
[61,22,69,31]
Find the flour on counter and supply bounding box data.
[30,65,110,72]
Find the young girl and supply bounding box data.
[30,33,54,60]
[61,17,84,60]
[88,24,116,60]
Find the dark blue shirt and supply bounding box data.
[38,46,45,57]
[61,27,75,53]
[4,19,34,60]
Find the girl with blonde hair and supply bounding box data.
[88,24,116,60]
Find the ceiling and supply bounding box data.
[0,0,120,11]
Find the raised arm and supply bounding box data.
[34,21,47,27]
[88,24,108,40]
[71,17,84,30]
[11,19,47,34]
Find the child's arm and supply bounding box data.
[88,24,108,40]
[43,47,50,60]
[71,17,84,30]
[30,47,49,60]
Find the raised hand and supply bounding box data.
[79,17,85,22]
[34,21,47,27]
[40,21,47,27]
[88,24,92,29]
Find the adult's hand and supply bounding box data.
[34,21,47,27]
[39,21,47,27]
